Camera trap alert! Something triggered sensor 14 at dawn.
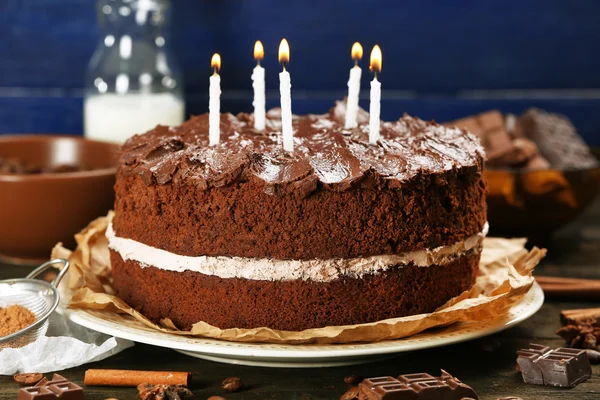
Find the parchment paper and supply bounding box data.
[52,213,545,344]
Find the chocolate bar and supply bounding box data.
[517,343,591,387]
[449,110,539,168]
[518,108,598,169]
[358,370,478,399]
[18,374,84,400]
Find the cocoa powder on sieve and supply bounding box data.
[0,305,36,337]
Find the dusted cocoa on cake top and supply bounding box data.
[113,103,486,261]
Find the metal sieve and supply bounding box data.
[0,258,69,349]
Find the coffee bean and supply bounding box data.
[208,397,225,400]
[13,373,44,386]
[343,375,362,385]
[585,349,600,364]
[340,386,359,400]
[221,377,242,392]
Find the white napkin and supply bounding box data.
[0,312,133,375]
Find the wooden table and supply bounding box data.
[2,201,600,400]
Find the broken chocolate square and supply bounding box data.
[17,387,57,400]
[449,110,539,168]
[518,108,598,169]
[47,382,84,400]
[17,375,84,400]
[517,343,591,387]
[358,370,478,399]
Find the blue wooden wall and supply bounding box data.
[1,0,599,144]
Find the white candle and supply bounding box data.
[369,45,382,144]
[209,53,221,146]
[345,42,363,129]
[279,39,294,152]
[369,77,381,144]
[252,40,266,131]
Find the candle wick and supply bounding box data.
[281,63,287,72]
[354,59,359,67]
[213,68,218,76]
[256,59,261,67]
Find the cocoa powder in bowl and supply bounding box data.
[0,305,36,336]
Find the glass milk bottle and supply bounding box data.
[84,0,184,143]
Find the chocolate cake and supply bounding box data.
[109,102,487,331]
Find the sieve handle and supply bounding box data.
[26,258,70,288]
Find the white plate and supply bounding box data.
[64,282,544,368]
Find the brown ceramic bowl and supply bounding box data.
[0,135,118,264]
[485,165,600,237]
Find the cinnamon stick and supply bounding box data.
[536,276,600,301]
[560,308,600,326]
[84,369,190,387]
[536,276,600,286]
[540,284,600,300]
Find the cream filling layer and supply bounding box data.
[106,223,488,282]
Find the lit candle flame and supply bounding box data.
[278,38,290,67]
[351,42,363,63]
[211,53,221,74]
[369,45,382,76]
[254,41,264,63]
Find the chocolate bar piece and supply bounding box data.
[489,138,539,168]
[449,110,540,168]
[17,387,57,400]
[517,343,591,387]
[358,370,478,399]
[47,382,84,400]
[44,374,67,388]
[18,374,84,400]
[518,108,598,169]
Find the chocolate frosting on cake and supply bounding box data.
[120,102,484,196]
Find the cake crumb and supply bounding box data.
[0,305,36,336]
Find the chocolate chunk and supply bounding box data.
[47,382,84,399]
[358,370,478,399]
[17,376,84,400]
[518,108,598,169]
[17,387,57,400]
[488,138,539,168]
[450,110,537,168]
[516,343,591,387]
